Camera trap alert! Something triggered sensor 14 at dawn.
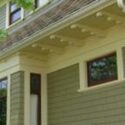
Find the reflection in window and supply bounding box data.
[9,2,21,25]
[87,53,117,86]
[0,78,7,125]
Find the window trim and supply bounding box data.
[87,52,118,87]
[34,0,49,10]
[6,2,24,28]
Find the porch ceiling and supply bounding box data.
[21,2,125,60]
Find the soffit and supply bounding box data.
[0,0,102,51]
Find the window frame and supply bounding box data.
[34,0,49,9]
[87,52,118,87]
[9,2,22,25]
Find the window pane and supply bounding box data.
[0,79,7,125]
[10,10,21,24]
[87,53,117,86]
[10,3,17,12]
[30,73,41,94]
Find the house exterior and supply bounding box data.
[0,0,125,125]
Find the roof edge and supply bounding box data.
[0,0,116,60]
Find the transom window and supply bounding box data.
[9,2,21,25]
[87,53,117,87]
[0,78,7,125]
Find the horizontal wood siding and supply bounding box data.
[47,64,125,125]
[0,5,6,29]
[10,71,24,125]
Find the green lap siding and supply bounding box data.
[10,71,24,125]
[0,5,6,29]
[47,64,125,125]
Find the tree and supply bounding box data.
[12,0,34,10]
[0,0,34,39]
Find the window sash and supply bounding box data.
[9,3,21,25]
[87,53,117,86]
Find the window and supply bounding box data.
[34,0,39,8]
[87,53,117,87]
[34,0,49,9]
[30,73,41,125]
[9,2,21,25]
[0,78,7,125]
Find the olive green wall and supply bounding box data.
[10,71,24,125]
[0,5,6,29]
[47,64,125,125]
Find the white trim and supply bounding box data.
[117,0,125,12]
[6,76,10,125]
[6,3,9,29]
[78,79,125,92]
[21,8,24,20]
[117,47,124,80]
[24,71,30,125]
[78,51,118,91]
[79,61,87,90]
[41,73,48,125]
[22,68,48,125]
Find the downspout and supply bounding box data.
[117,0,125,12]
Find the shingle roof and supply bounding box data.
[0,0,97,52]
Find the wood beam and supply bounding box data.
[71,24,105,37]
[40,44,65,55]
[98,11,125,24]
[50,34,84,47]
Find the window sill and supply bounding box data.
[77,79,125,92]
[6,18,24,30]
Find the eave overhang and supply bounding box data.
[0,0,116,59]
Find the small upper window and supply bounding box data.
[34,0,49,9]
[87,53,117,87]
[9,2,21,25]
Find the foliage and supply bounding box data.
[0,95,6,125]
[0,89,6,97]
[0,113,6,125]
[0,29,7,40]
[12,0,34,10]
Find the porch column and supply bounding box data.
[10,71,24,125]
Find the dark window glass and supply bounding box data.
[34,0,39,8]
[30,73,41,94]
[87,53,117,86]
[0,78,7,125]
[30,73,41,125]
[9,2,21,25]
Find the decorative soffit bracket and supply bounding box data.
[117,0,125,12]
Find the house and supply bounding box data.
[0,0,125,125]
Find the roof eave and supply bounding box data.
[0,0,116,60]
